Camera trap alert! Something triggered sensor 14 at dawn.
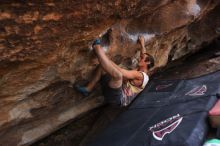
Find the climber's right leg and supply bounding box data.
[93,43,123,89]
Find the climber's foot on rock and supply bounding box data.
[92,39,101,48]
[92,39,104,54]
[75,84,90,96]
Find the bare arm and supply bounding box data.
[111,61,142,80]
[138,36,146,55]
[108,35,148,80]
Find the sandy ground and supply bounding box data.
[32,41,220,146]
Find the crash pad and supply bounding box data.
[89,71,220,146]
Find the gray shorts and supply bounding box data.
[100,75,123,105]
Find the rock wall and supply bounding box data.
[0,0,220,146]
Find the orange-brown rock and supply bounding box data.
[0,0,220,146]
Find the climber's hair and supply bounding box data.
[144,53,155,69]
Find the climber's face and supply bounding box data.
[138,53,150,69]
[138,58,147,68]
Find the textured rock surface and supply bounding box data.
[0,0,220,146]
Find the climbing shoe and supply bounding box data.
[75,84,90,96]
[92,39,101,47]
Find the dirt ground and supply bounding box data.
[32,40,220,146]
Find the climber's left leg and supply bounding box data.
[75,65,104,96]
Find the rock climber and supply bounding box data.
[75,35,154,106]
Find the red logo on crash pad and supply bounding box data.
[185,85,207,96]
[149,114,183,141]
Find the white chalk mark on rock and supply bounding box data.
[188,2,201,16]
[127,33,155,42]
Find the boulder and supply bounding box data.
[0,0,220,145]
